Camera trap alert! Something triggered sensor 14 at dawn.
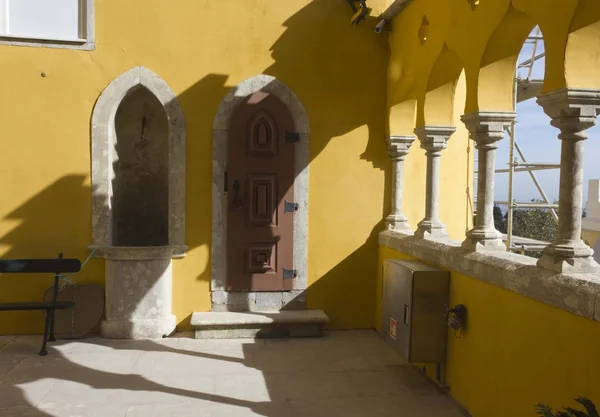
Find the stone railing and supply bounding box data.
[381,88,600,320]
[379,230,600,322]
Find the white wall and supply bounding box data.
[583,179,600,232]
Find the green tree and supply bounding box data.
[493,205,506,233]
[504,199,558,258]
[536,397,599,417]
[510,200,558,243]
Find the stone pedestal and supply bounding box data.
[93,246,177,339]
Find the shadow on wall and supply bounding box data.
[163,0,390,327]
[0,176,105,334]
[303,222,385,329]
[0,0,390,332]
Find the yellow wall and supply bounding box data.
[380,2,600,414]
[582,229,600,248]
[0,0,393,333]
[378,246,600,417]
[386,0,600,119]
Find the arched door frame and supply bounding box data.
[211,75,310,310]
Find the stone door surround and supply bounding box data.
[211,75,310,311]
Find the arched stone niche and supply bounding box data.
[90,66,185,338]
[91,66,185,251]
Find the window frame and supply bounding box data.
[0,0,94,50]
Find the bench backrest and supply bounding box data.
[0,259,81,274]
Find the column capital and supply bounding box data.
[461,111,515,149]
[414,125,456,153]
[386,135,416,160]
[537,88,600,139]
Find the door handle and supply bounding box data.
[232,180,243,209]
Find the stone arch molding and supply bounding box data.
[90,66,186,254]
[211,74,310,311]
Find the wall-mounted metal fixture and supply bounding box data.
[381,259,450,363]
[375,19,388,33]
[345,0,370,25]
[418,16,430,45]
[443,304,467,336]
[467,0,480,10]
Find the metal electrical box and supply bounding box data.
[381,259,450,363]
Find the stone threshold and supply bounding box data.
[191,310,329,339]
[211,290,307,312]
[379,230,600,322]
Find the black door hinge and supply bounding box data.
[285,131,300,143]
[283,268,297,279]
[284,200,299,213]
[224,171,228,193]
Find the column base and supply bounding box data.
[415,219,447,239]
[101,315,177,339]
[537,240,600,273]
[385,214,413,234]
[461,227,507,252]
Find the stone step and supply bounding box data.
[191,310,329,339]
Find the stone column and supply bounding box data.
[462,112,515,251]
[537,88,600,273]
[414,126,456,239]
[385,135,416,232]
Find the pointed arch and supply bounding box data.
[565,0,600,89]
[90,66,186,253]
[211,75,310,309]
[388,68,418,135]
[477,6,537,111]
[418,45,464,127]
[249,110,278,153]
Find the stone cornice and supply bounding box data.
[89,245,187,260]
[381,0,412,21]
[379,230,600,323]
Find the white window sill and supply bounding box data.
[0,34,95,50]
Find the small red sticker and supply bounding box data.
[390,317,397,340]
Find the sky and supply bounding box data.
[492,31,600,205]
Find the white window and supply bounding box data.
[0,0,93,49]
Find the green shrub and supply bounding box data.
[536,397,598,417]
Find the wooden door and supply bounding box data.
[226,91,296,291]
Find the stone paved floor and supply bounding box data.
[0,330,466,417]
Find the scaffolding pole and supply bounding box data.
[507,117,516,251]
[514,141,559,222]
[496,201,559,209]
[495,166,560,173]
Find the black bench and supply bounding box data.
[0,253,81,355]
